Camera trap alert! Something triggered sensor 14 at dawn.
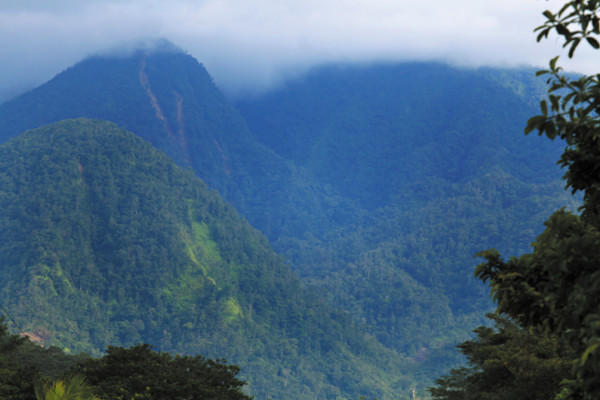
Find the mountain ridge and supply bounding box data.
[0,118,410,399]
[0,45,357,246]
[233,60,577,367]
[0,42,579,398]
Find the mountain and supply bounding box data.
[0,41,351,243]
[0,42,579,396]
[233,62,578,365]
[0,118,411,400]
[234,63,561,210]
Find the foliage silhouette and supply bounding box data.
[476,1,600,398]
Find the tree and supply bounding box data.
[0,317,38,400]
[475,1,600,398]
[34,375,99,400]
[428,314,576,400]
[74,344,253,400]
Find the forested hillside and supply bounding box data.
[234,63,578,370]
[0,42,350,243]
[236,63,561,210]
[0,118,410,400]
[0,42,580,398]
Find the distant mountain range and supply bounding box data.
[233,62,576,355]
[0,40,578,399]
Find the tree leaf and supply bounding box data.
[556,23,571,37]
[586,36,600,49]
[537,28,551,42]
[525,115,548,135]
[541,99,548,116]
[580,343,600,367]
[543,10,555,20]
[569,38,581,58]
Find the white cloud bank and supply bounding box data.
[0,0,597,100]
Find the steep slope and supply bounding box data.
[0,119,408,400]
[235,63,563,210]
[0,48,578,394]
[233,63,578,371]
[0,41,353,243]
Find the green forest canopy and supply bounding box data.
[434,1,600,399]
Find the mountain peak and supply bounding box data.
[91,37,185,60]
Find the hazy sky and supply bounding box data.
[0,0,597,100]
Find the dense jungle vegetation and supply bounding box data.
[1,1,597,395]
[0,118,411,399]
[430,1,600,398]
[0,317,251,400]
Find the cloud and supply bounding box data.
[0,0,596,101]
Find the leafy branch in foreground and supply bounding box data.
[429,314,576,400]
[476,2,600,398]
[535,0,600,57]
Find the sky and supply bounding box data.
[0,0,597,100]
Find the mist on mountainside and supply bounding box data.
[0,41,580,398]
